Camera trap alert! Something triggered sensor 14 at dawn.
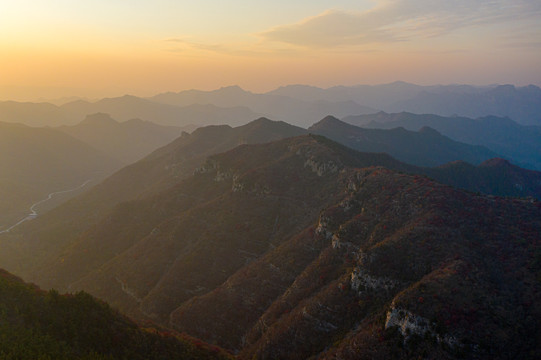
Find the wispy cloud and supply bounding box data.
[164,37,306,58]
[165,38,232,54]
[259,0,541,48]
[498,30,541,50]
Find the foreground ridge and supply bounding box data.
[0,269,232,360]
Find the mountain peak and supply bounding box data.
[321,115,340,122]
[215,85,247,94]
[80,112,118,126]
[309,115,344,130]
[418,126,441,135]
[251,116,273,124]
[238,117,307,139]
[480,157,512,168]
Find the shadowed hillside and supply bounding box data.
[0,118,307,286]
[3,135,538,359]
[0,269,232,360]
[344,111,541,170]
[309,116,498,167]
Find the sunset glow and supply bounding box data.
[1,0,540,100]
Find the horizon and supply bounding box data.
[1,0,540,101]
[1,80,539,104]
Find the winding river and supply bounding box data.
[0,179,93,234]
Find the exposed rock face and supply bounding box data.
[304,158,340,176]
[11,134,541,360]
[350,268,399,294]
[385,305,460,348]
[168,152,540,359]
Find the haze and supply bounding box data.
[1,0,540,101]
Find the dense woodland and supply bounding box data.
[0,269,232,360]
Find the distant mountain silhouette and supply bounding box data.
[309,116,498,167]
[344,111,541,170]
[3,83,540,128]
[268,81,429,109]
[60,95,259,127]
[388,84,541,125]
[425,158,541,199]
[0,101,68,127]
[0,96,259,127]
[58,113,188,163]
[268,82,541,125]
[150,86,376,128]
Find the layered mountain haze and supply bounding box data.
[345,112,541,170]
[310,116,498,167]
[0,118,307,284]
[60,96,259,127]
[150,86,378,128]
[2,0,541,357]
[57,113,188,164]
[268,82,435,109]
[389,84,541,126]
[0,87,374,129]
[269,83,541,126]
[4,118,541,289]
[1,100,540,359]
[0,100,68,127]
[5,135,537,359]
[426,158,541,200]
[3,83,541,130]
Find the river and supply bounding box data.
[0,179,93,234]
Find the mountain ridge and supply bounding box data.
[344,111,541,170]
[57,113,187,163]
[0,268,232,359]
[309,115,499,167]
[13,134,537,359]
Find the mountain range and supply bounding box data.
[0,119,307,285]
[57,113,189,164]
[344,112,541,170]
[310,116,497,167]
[150,85,376,128]
[0,100,69,127]
[60,95,259,127]
[3,117,540,285]
[0,96,259,128]
[270,82,541,126]
[3,82,541,130]
[1,113,540,359]
[2,134,538,359]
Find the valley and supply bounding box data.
[0,178,93,234]
[1,123,539,359]
[1,86,540,360]
[2,1,540,358]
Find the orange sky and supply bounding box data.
[1,0,540,100]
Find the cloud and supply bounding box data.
[498,30,541,50]
[164,37,303,57]
[259,0,541,48]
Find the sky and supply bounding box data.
[1,0,540,100]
